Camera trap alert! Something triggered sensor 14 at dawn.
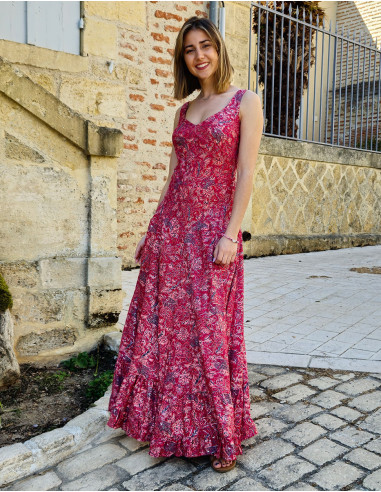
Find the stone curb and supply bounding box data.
[0,334,122,488]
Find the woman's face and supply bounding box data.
[183,28,219,82]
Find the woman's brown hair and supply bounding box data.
[173,16,234,100]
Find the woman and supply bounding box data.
[107,16,263,472]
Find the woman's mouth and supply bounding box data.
[195,63,209,71]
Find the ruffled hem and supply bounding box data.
[107,372,258,461]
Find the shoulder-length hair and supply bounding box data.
[173,16,234,100]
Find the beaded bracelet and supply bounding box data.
[222,233,238,244]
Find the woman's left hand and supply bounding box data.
[213,236,238,266]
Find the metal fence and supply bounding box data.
[248,1,381,153]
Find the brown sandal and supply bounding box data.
[210,455,237,473]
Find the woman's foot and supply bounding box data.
[210,455,236,472]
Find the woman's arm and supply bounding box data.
[152,106,181,213]
[224,90,264,239]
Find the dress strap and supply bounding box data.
[179,102,189,124]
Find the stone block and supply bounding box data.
[239,438,295,470]
[83,18,118,59]
[272,401,322,423]
[345,448,381,470]
[26,428,75,457]
[330,406,362,422]
[0,309,20,388]
[87,257,122,289]
[61,463,125,491]
[39,258,85,289]
[309,389,349,409]
[0,261,39,289]
[258,455,316,489]
[15,326,78,356]
[272,384,317,404]
[311,413,347,430]
[260,372,304,390]
[103,331,122,353]
[87,288,124,328]
[357,408,381,434]
[363,469,381,490]
[330,426,374,448]
[308,461,364,490]
[63,407,109,444]
[122,458,197,490]
[348,390,381,412]
[229,477,269,490]
[56,443,126,480]
[189,464,246,490]
[119,435,149,452]
[0,443,33,487]
[298,438,347,465]
[6,470,62,491]
[282,422,326,446]
[335,378,380,396]
[115,449,166,476]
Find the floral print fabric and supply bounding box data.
[107,88,258,460]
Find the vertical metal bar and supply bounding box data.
[319,18,325,142]
[365,37,372,149]
[312,14,319,142]
[278,1,285,136]
[270,2,277,134]
[286,3,292,138]
[292,5,299,139]
[305,9,312,140]
[360,35,366,148]
[248,3,253,90]
[256,4,261,95]
[324,19,332,144]
[330,21,337,145]
[263,6,269,132]
[348,29,356,148]
[298,7,306,140]
[343,28,350,147]
[370,43,377,151]
[337,26,344,146]
[354,33,361,149]
[376,50,381,152]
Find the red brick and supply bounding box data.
[153,45,164,53]
[164,25,181,32]
[136,161,151,168]
[123,134,135,141]
[124,143,138,150]
[153,162,167,170]
[135,197,144,204]
[195,10,207,17]
[129,94,145,101]
[148,116,156,121]
[155,68,171,77]
[119,52,134,61]
[167,48,175,56]
[143,139,156,145]
[151,103,165,110]
[160,141,173,147]
[119,231,135,238]
[117,245,128,250]
[136,185,151,192]
[149,55,172,65]
[150,78,159,84]
[151,32,170,43]
[142,174,158,180]
[129,33,144,42]
[148,128,157,133]
[148,198,159,203]
[155,10,182,21]
[176,4,187,11]
[120,42,137,51]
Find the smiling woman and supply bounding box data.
[107,15,263,473]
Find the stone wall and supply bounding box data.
[0,56,124,365]
[241,136,381,256]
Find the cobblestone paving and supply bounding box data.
[2,364,380,491]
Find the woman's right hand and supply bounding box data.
[135,233,147,264]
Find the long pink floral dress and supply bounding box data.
[107,88,258,461]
